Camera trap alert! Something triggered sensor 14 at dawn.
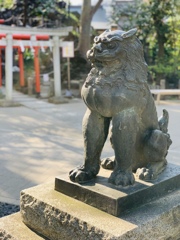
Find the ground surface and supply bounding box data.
[0,89,179,211]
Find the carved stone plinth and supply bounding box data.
[19,180,179,240]
[55,164,180,216]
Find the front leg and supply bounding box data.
[109,108,139,186]
[69,109,110,183]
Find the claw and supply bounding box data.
[108,170,135,186]
[136,167,154,181]
[101,157,115,170]
[69,165,98,184]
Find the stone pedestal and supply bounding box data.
[27,77,34,96]
[0,165,179,239]
[0,213,45,240]
[20,181,179,240]
[55,164,180,216]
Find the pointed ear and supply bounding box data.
[122,28,137,39]
[103,29,110,34]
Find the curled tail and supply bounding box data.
[158,109,172,148]
[158,109,169,133]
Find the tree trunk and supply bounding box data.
[23,0,28,27]
[78,0,92,59]
[77,0,103,59]
[157,33,165,60]
[156,32,165,82]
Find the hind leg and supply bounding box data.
[101,156,115,170]
[136,130,171,181]
[136,160,167,181]
[69,109,110,183]
[101,126,115,170]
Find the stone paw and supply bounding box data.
[69,166,97,183]
[101,157,115,170]
[108,170,135,186]
[136,167,155,181]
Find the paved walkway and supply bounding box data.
[0,90,180,205]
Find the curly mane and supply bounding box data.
[122,37,148,86]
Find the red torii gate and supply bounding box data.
[0,33,49,95]
[0,25,72,102]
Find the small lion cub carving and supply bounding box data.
[69,28,172,186]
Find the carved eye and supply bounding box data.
[107,42,116,49]
[94,36,99,43]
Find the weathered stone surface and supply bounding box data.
[55,164,180,216]
[0,213,46,240]
[0,229,16,240]
[69,28,172,186]
[20,181,180,240]
[121,195,180,240]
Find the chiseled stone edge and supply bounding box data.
[0,213,47,240]
[0,229,17,240]
[20,192,115,240]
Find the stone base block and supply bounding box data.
[55,164,180,216]
[0,213,46,240]
[20,181,180,240]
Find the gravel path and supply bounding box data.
[0,203,20,218]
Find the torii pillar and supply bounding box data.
[5,33,13,101]
[48,36,68,103]
[53,36,61,97]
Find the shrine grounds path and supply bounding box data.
[0,90,180,206]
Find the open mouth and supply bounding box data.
[95,53,115,62]
[95,49,109,57]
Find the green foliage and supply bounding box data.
[69,12,79,23]
[23,49,34,74]
[0,0,72,27]
[0,0,13,8]
[111,0,180,85]
[28,0,57,17]
[24,49,34,61]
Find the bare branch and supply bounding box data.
[90,0,103,18]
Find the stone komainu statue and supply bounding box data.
[69,28,172,186]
